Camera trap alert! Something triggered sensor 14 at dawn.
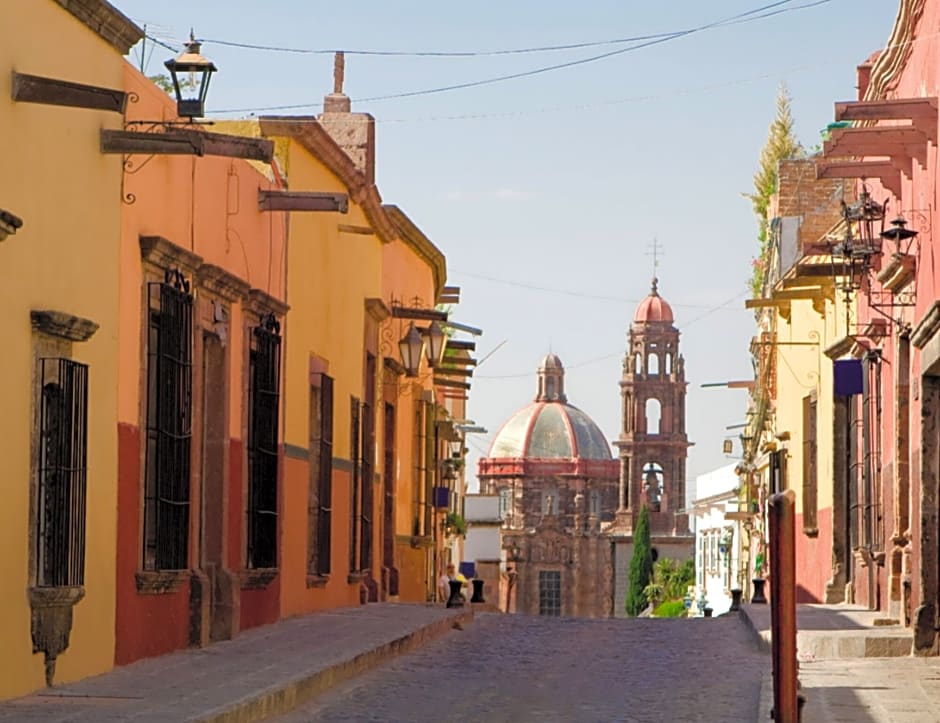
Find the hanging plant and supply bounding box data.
[442,511,467,538]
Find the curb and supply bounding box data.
[195,608,474,723]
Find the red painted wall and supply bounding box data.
[114,423,190,665]
[793,506,833,604]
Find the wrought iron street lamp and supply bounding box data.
[164,31,217,120]
[880,216,918,249]
[398,322,425,377]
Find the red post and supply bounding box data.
[769,489,799,722]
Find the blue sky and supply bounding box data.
[117,0,900,491]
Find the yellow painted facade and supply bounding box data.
[0,0,141,699]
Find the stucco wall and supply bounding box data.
[0,0,131,699]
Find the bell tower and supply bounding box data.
[613,277,691,536]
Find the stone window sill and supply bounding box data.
[347,571,366,584]
[306,574,329,589]
[241,568,278,590]
[135,570,188,595]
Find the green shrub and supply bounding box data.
[654,600,687,618]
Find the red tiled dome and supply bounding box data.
[633,278,674,323]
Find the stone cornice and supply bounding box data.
[365,297,390,322]
[912,301,940,349]
[258,116,396,243]
[245,288,289,319]
[55,0,144,55]
[31,310,99,342]
[196,263,250,302]
[383,205,447,300]
[865,0,925,101]
[139,235,203,275]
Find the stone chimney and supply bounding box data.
[318,51,375,185]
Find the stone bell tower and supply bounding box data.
[613,277,692,539]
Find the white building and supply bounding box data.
[690,464,741,616]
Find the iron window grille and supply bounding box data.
[538,570,562,616]
[143,269,193,571]
[247,313,281,569]
[308,374,334,576]
[36,358,89,587]
[359,354,376,574]
[349,397,361,573]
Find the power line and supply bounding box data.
[450,269,744,310]
[474,290,748,380]
[206,0,833,114]
[195,0,828,59]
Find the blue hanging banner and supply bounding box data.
[833,358,864,396]
[432,486,450,508]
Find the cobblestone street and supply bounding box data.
[276,612,767,723]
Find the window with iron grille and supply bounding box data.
[538,570,561,616]
[349,397,361,573]
[36,358,88,587]
[307,374,333,576]
[143,270,193,571]
[359,353,376,574]
[247,314,281,569]
[802,394,818,535]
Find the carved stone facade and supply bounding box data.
[610,278,694,616]
[479,355,619,617]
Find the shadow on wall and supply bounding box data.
[796,584,821,605]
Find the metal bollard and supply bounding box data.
[446,580,464,608]
[729,588,743,611]
[769,489,799,723]
[751,577,768,604]
[470,579,485,603]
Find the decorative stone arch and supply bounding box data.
[648,352,659,376]
[645,397,661,435]
[642,461,664,512]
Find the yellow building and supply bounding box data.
[245,64,477,614]
[744,159,856,604]
[0,0,142,699]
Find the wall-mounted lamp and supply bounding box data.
[0,208,23,241]
[164,31,217,120]
[398,322,425,377]
[722,439,734,455]
[426,320,447,367]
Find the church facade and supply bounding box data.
[478,278,694,618]
[478,355,619,617]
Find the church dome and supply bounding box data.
[633,277,674,323]
[486,355,612,460]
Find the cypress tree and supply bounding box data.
[745,83,804,296]
[626,504,653,617]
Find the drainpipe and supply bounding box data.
[862,353,875,609]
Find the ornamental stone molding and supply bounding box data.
[196,263,251,302]
[30,310,99,342]
[28,585,85,686]
[139,235,203,275]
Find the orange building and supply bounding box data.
[113,50,288,664]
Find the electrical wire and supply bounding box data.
[474,290,748,380]
[451,269,745,310]
[192,0,828,59]
[198,0,834,114]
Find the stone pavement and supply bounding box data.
[274,612,767,723]
[742,603,940,722]
[0,603,472,723]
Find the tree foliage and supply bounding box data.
[626,505,653,616]
[746,83,804,296]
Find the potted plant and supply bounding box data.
[752,550,767,604]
